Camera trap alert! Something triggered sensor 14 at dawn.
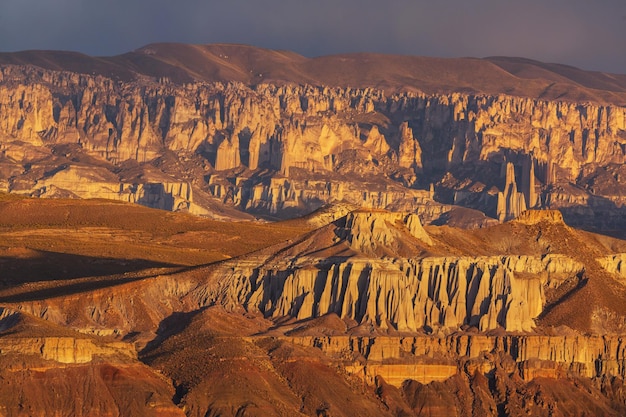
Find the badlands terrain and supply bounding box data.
[1,44,626,416]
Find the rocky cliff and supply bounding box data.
[232,251,569,332]
[208,211,587,333]
[1,48,625,228]
[290,332,626,385]
[0,309,185,416]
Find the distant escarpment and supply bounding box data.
[0,45,625,229]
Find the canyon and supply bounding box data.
[1,44,626,416]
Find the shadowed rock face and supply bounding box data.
[0,47,625,229]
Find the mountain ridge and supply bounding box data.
[2,42,625,104]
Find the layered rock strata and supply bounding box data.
[210,212,584,333]
[216,254,583,333]
[0,336,132,363]
[289,333,626,386]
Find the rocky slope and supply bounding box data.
[0,309,185,417]
[1,44,625,230]
[210,212,578,333]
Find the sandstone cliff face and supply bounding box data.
[221,176,434,216]
[337,211,433,251]
[598,254,626,279]
[205,211,584,333]
[30,165,205,213]
[497,162,527,222]
[215,254,582,333]
[0,336,133,363]
[1,65,625,224]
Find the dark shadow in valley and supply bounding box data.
[558,197,626,241]
[0,275,149,303]
[0,264,192,304]
[0,250,186,302]
[0,250,179,284]
[137,307,212,405]
[139,308,208,363]
[537,272,589,322]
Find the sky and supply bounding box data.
[0,0,624,73]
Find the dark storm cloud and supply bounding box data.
[0,0,624,73]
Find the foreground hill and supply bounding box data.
[2,198,626,415]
